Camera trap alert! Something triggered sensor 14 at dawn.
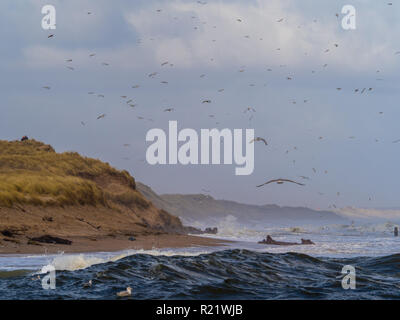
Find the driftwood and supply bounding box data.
[258,235,314,246]
[30,235,72,245]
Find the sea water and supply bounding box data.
[1,217,400,299]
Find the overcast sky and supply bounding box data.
[1,0,400,210]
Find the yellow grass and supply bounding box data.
[0,139,148,208]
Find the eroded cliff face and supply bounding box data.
[0,139,186,242]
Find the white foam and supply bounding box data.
[48,247,219,272]
[190,215,400,258]
[3,216,400,272]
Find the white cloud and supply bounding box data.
[18,0,400,73]
[123,0,400,72]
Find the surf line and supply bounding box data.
[146,121,255,175]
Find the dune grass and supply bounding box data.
[0,139,148,208]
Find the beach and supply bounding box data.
[0,234,227,255]
[1,223,400,300]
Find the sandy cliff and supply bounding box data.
[0,139,188,250]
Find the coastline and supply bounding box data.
[0,234,229,255]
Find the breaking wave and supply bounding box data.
[1,249,400,299]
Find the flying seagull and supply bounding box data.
[250,137,268,145]
[257,179,305,187]
[244,107,256,113]
[97,114,106,120]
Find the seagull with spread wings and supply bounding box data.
[244,107,256,113]
[257,179,305,187]
[250,137,268,145]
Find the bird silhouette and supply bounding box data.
[250,137,268,145]
[257,179,305,187]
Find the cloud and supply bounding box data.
[123,0,400,72]
[16,0,400,74]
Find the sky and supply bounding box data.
[1,0,400,210]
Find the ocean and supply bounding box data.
[1,218,400,300]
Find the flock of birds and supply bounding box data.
[29,0,400,297]
[40,2,399,209]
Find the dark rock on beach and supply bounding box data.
[183,226,218,235]
[204,227,218,234]
[30,235,72,245]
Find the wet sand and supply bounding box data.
[0,234,229,255]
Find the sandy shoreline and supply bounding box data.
[0,234,229,255]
